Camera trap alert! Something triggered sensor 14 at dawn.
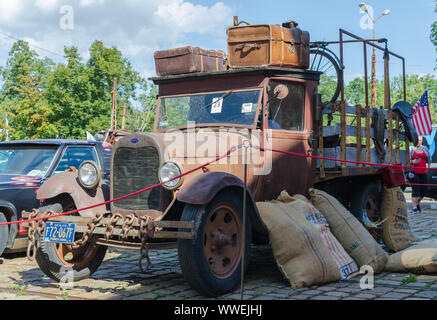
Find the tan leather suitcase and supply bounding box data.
[227,23,310,69]
[154,46,225,76]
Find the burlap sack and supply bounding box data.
[309,188,388,274]
[257,191,357,288]
[385,241,437,274]
[381,186,421,252]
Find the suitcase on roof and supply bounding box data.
[154,46,225,76]
[227,20,310,69]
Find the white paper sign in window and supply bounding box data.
[211,98,223,114]
[241,103,253,113]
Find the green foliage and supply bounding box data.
[0,37,436,141]
[0,40,155,140]
[401,273,417,285]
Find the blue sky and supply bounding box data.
[0,0,435,83]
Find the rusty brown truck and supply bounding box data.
[23,28,414,297]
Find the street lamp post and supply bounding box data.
[359,3,390,108]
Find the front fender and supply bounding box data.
[177,171,247,205]
[37,172,110,217]
[176,171,268,237]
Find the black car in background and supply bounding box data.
[0,139,112,256]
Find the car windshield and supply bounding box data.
[157,90,261,129]
[0,146,59,177]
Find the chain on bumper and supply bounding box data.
[23,209,195,272]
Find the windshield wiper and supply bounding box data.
[204,91,233,109]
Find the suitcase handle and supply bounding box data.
[233,16,251,26]
[235,43,261,51]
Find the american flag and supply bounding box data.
[412,90,432,136]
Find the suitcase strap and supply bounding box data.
[235,43,262,51]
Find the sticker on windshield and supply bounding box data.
[27,170,43,177]
[159,121,168,127]
[211,98,223,114]
[241,103,253,113]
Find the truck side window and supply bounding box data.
[53,146,100,175]
[267,81,305,131]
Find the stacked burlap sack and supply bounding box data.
[257,185,436,288]
[380,186,421,252]
[379,186,437,274]
[257,190,388,288]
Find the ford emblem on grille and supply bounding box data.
[131,138,139,144]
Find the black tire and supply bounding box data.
[309,48,343,104]
[0,212,8,257]
[178,190,252,297]
[35,197,107,282]
[350,182,382,222]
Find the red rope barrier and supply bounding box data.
[255,145,434,171]
[0,146,238,226]
[2,143,437,227]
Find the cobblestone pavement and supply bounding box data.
[1,208,437,301]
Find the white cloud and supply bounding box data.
[79,0,105,7]
[0,0,233,77]
[35,0,58,10]
[0,0,24,22]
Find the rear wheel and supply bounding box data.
[351,182,382,222]
[178,190,252,297]
[0,212,8,256]
[35,197,107,282]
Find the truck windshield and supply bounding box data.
[0,146,58,177]
[157,90,260,129]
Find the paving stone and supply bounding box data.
[354,293,378,299]
[337,287,365,293]
[393,288,420,294]
[299,290,322,295]
[379,292,410,299]
[413,291,437,298]
[290,294,314,299]
[310,295,341,300]
[2,210,437,301]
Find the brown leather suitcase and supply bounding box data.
[154,46,225,76]
[227,22,310,69]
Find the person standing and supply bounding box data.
[410,136,430,213]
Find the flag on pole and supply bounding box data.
[412,90,432,136]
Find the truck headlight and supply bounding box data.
[78,160,101,189]
[159,161,183,190]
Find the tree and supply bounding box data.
[0,40,53,100]
[7,66,57,139]
[127,82,158,132]
[45,41,148,138]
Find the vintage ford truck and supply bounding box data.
[23,28,414,297]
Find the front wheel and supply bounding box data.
[178,190,252,297]
[35,197,107,282]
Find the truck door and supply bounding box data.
[259,79,315,200]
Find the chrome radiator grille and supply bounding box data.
[112,146,161,210]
